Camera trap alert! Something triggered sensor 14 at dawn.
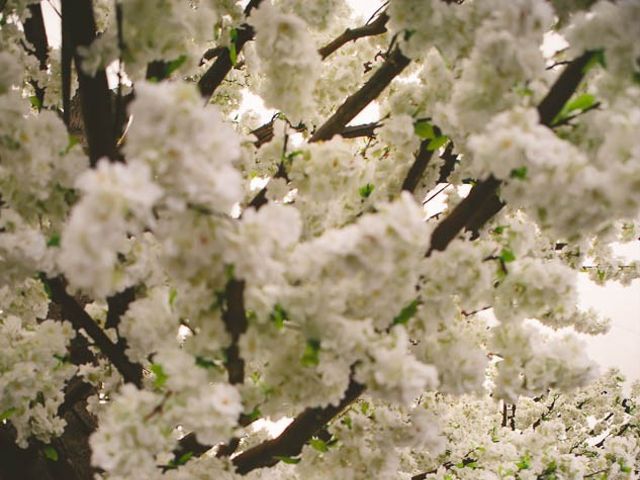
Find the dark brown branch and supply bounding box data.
[198,24,255,101]
[318,11,389,60]
[222,279,248,385]
[46,276,143,388]
[23,4,48,107]
[310,48,410,142]
[339,121,382,139]
[105,287,136,331]
[402,141,436,193]
[537,51,596,128]
[427,51,597,254]
[251,120,380,148]
[532,394,559,430]
[61,0,119,166]
[232,379,365,474]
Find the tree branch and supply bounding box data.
[46,276,144,388]
[222,279,248,385]
[232,379,365,474]
[310,47,410,142]
[318,11,389,60]
[61,0,119,165]
[23,4,48,107]
[428,51,597,254]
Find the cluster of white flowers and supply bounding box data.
[491,323,597,401]
[248,2,321,122]
[79,0,219,79]
[287,138,371,234]
[126,81,243,213]
[58,160,162,298]
[0,314,76,448]
[0,52,87,224]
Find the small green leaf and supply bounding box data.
[553,93,598,125]
[224,264,235,280]
[309,437,329,453]
[393,299,419,326]
[565,93,597,114]
[195,356,217,369]
[516,453,531,470]
[493,226,506,235]
[62,135,80,155]
[29,95,42,109]
[341,416,352,429]
[246,406,262,422]
[229,28,238,66]
[301,339,321,367]
[168,287,177,307]
[0,407,17,421]
[274,455,301,464]
[270,304,287,329]
[414,120,435,140]
[427,135,448,151]
[176,451,193,466]
[43,446,58,462]
[403,29,416,41]
[499,249,516,263]
[359,183,375,199]
[360,400,370,415]
[510,166,528,180]
[150,363,168,389]
[165,55,188,77]
[47,233,61,248]
[582,49,606,74]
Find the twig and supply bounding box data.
[46,276,143,388]
[318,11,389,60]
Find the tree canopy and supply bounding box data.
[0,0,639,479]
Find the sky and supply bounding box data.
[40,0,639,383]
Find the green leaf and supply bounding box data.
[176,451,193,466]
[0,407,17,421]
[195,356,217,369]
[301,339,321,367]
[493,226,506,235]
[499,249,516,263]
[309,437,329,453]
[392,299,419,326]
[270,304,287,329]
[274,455,301,464]
[414,120,435,140]
[229,28,238,66]
[246,406,262,422]
[427,135,448,151]
[582,49,606,74]
[43,446,58,462]
[168,287,177,307]
[224,264,235,280]
[29,95,42,109]
[150,363,168,388]
[358,183,375,199]
[510,166,528,180]
[165,55,187,77]
[62,135,80,155]
[47,233,61,248]
[360,400,370,415]
[516,453,531,470]
[341,416,352,429]
[553,93,598,125]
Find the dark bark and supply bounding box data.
[232,379,365,474]
[46,276,144,388]
[61,0,119,166]
[318,11,389,60]
[23,4,48,107]
[310,48,411,142]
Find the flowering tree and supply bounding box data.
[0,0,639,478]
